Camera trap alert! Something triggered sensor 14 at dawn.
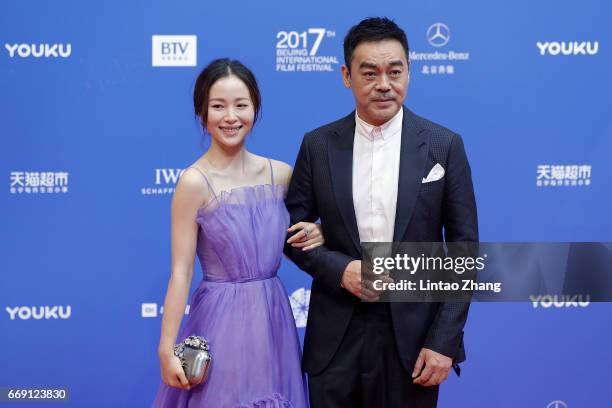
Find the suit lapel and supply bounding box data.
[328,112,362,255]
[393,107,428,242]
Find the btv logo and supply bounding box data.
[152,35,197,67]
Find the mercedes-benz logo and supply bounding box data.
[546,401,568,408]
[427,23,450,47]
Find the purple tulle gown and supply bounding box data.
[152,160,307,407]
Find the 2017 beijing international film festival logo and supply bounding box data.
[275,28,339,72]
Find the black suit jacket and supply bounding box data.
[284,107,479,375]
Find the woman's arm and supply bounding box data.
[157,167,209,389]
[273,159,326,251]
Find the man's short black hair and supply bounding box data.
[343,17,410,71]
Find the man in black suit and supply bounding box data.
[284,17,478,407]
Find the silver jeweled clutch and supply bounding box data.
[173,335,212,386]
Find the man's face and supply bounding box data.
[342,39,409,126]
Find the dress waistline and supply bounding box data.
[202,275,277,284]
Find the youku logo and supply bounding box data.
[4,43,71,58]
[537,41,598,56]
[289,288,310,328]
[141,168,184,195]
[5,306,72,320]
[530,295,590,309]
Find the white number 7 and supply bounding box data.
[308,28,325,56]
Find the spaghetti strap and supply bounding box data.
[267,159,275,186]
[188,166,218,200]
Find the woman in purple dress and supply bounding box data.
[152,59,321,407]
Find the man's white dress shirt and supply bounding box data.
[352,108,403,243]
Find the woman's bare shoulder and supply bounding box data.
[174,164,211,208]
[268,158,293,188]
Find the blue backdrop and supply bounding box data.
[1,0,611,407]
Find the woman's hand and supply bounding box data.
[159,349,191,390]
[287,222,324,251]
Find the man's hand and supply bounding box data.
[341,260,375,301]
[341,260,393,301]
[412,348,453,387]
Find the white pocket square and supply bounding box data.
[422,163,445,183]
